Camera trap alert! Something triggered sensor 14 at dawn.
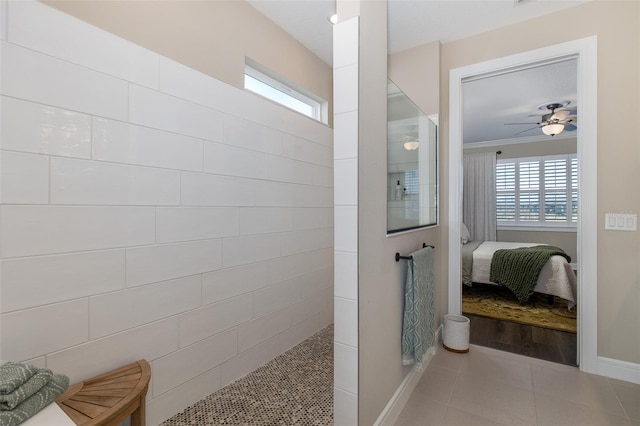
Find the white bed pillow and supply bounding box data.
[461,223,470,244]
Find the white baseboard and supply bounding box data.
[598,356,640,384]
[374,324,443,426]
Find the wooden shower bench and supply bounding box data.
[55,360,151,426]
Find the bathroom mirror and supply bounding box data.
[387,79,438,233]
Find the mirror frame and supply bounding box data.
[386,79,439,234]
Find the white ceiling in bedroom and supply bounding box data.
[462,58,578,144]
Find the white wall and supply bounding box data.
[0,2,333,424]
[332,15,360,426]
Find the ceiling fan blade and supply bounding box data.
[565,123,577,131]
[514,126,539,136]
[552,110,570,120]
[504,122,539,125]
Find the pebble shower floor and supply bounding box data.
[161,325,334,425]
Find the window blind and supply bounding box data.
[496,154,577,228]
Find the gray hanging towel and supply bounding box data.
[401,246,435,369]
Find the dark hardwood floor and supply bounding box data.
[466,313,577,366]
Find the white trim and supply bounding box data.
[448,67,464,315]
[448,36,598,374]
[598,357,640,385]
[373,364,424,426]
[464,132,574,150]
[373,325,442,426]
[386,223,440,238]
[498,226,576,233]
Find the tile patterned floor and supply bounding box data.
[160,325,333,426]
[396,344,640,426]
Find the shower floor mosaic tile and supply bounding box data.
[160,325,334,426]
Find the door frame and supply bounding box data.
[447,36,598,373]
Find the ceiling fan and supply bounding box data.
[505,101,577,137]
[392,123,420,150]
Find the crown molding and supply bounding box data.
[463,132,575,149]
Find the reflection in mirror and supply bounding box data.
[387,79,438,233]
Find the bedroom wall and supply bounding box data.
[440,1,640,364]
[465,138,578,260]
[44,0,333,126]
[0,2,333,424]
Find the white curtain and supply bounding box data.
[463,152,497,241]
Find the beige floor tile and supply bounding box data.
[469,344,535,365]
[460,348,533,391]
[535,393,632,426]
[448,371,536,425]
[430,346,467,372]
[529,356,580,374]
[532,364,627,417]
[412,365,459,404]
[610,380,640,421]
[395,393,447,426]
[440,406,507,426]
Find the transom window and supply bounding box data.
[496,154,577,229]
[244,58,328,124]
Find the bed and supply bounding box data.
[462,240,577,308]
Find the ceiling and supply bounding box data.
[463,58,577,144]
[247,0,586,143]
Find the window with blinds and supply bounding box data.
[496,154,577,228]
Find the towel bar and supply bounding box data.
[395,243,435,262]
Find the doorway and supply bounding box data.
[447,37,598,373]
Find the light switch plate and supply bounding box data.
[605,213,637,231]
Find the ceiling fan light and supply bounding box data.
[403,140,419,150]
[552,110,570,121]
[542,123,565,136]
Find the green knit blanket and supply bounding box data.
[0,362,69,426]
[490,245,571,303]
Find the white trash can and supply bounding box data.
[443,314,470,353]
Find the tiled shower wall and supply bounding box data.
[0,1,333,424]
[332,16,359,426]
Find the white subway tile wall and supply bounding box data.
[0,150,50,204]
[92,118,204,172]
[333,342,358,395]
[1,249,126,313]
[1,97,92,158]
[1,41,129,121]
[152,328,238,397]
[0,2,333,424]
[219,336,281,387]
[279,314,320,352]
[333,16,360,426]
[146,366,222,426]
